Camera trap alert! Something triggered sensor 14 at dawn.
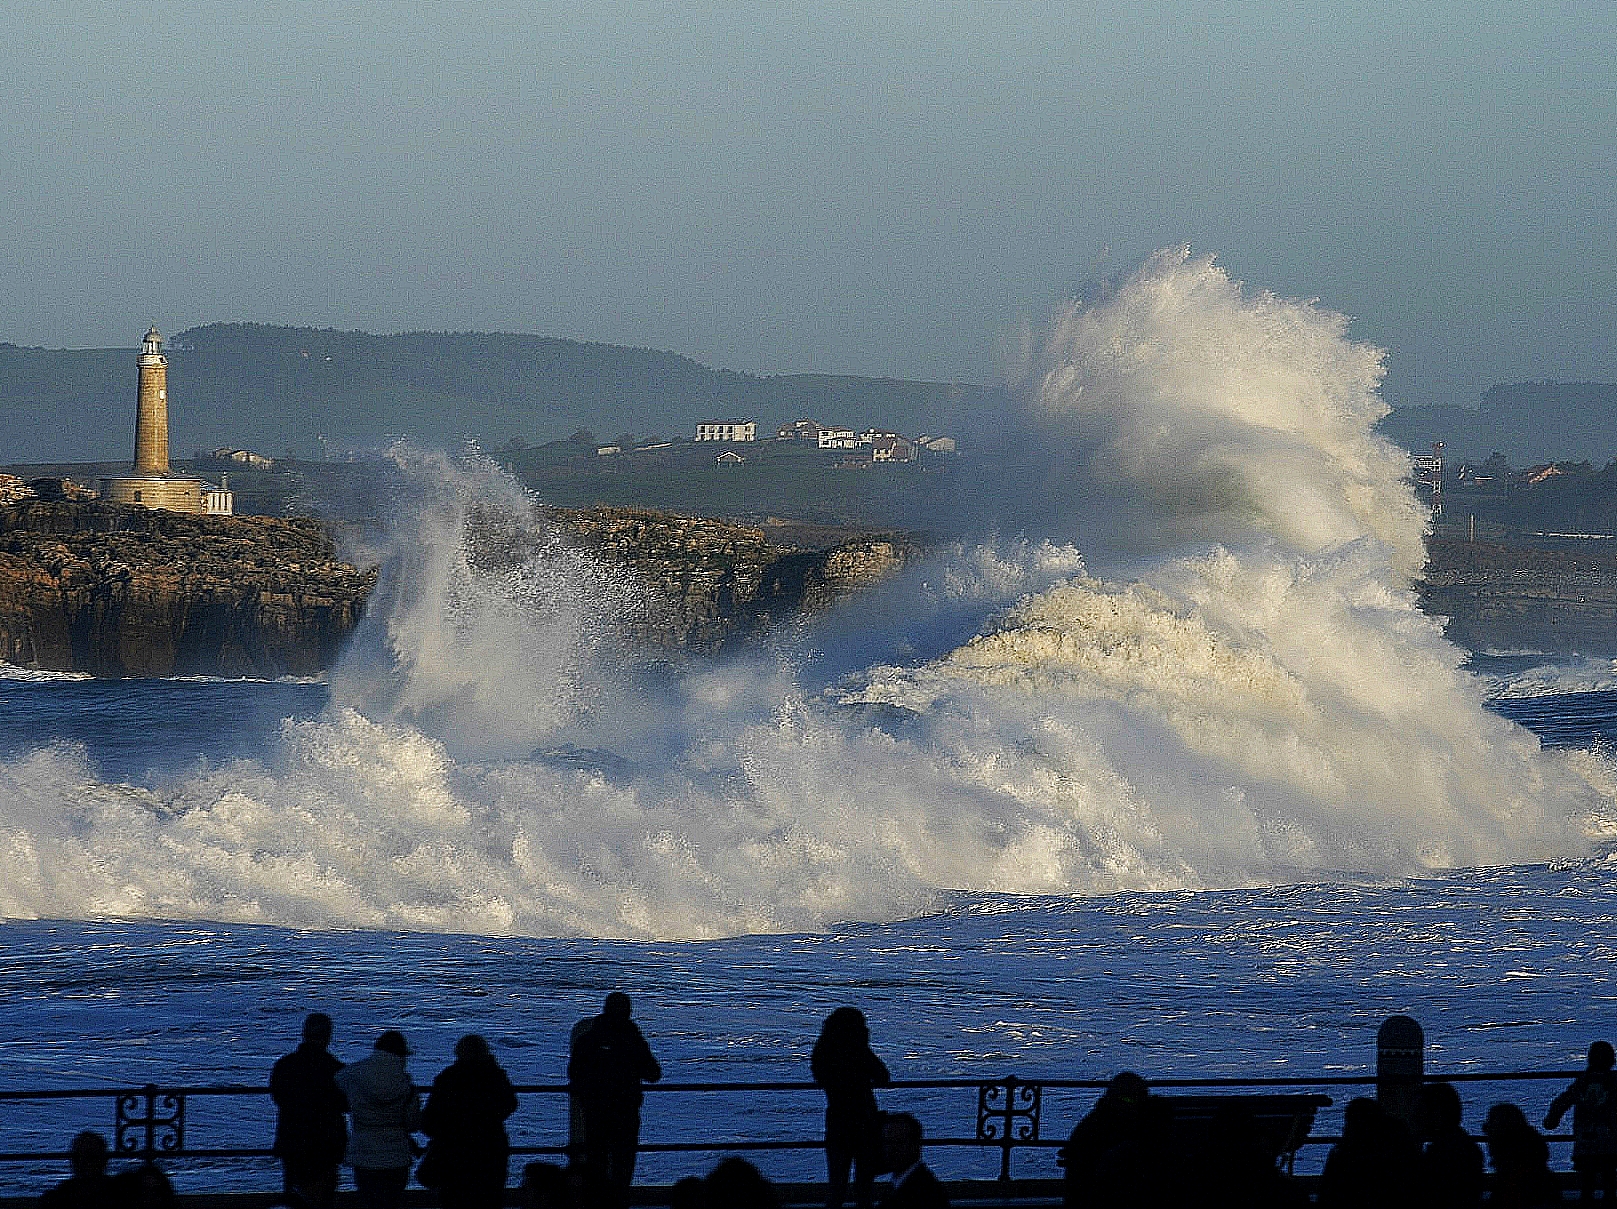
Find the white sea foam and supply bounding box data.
[0,249,1609,938]
[1474,656,1617,700]
[0,664,92,683]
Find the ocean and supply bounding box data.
[2,250,1615,1190]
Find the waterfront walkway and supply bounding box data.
[0,1017,1600,1204]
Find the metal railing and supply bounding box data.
[0,1068,1588,1190]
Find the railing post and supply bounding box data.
[1377,1015,1424,1131]
[976,1074,1041,1182]
[115,1085,185,1161]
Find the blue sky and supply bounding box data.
[3,1,1613,407]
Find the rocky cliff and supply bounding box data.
[0,502,374,677]
[0,502,915,676]
[3,501,1606,675]
[549,507,914,655]
[1419,537,1617,655]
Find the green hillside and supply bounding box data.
[1,325,995,463]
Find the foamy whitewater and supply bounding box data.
[2,248,1612,940]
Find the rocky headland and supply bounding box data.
[0,502,916,677]
[1418,537,1617,655]
[3,500,1594,678]
[548,507,913,655]
[0,501,375,677]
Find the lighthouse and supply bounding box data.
[100,327,232,515]
[133,325,170,474]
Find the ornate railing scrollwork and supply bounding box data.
[115,1085,185,1159]
[976,1075,1041,1181]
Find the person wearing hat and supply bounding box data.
[336,1030,423,1209]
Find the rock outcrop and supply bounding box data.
[1420,537,1617,654]
[547,507,914,655]
[14,501,1612,673]
[0,502,916,676]
[0,502,374,677]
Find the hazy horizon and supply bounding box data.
[6,2,1615,410]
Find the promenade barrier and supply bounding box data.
[0,1067,1589,1194]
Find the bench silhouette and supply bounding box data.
[1154,1092,1333,1170]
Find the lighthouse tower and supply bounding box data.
[133,325,170,474]
[99,326,231,515]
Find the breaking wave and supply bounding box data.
[0,249,1609,938]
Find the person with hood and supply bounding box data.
[1545,1040,1617,1202]
[567,992,661,1209]
[810,1006,891,1209]
[270,1012,347,1209]
[420,1034,520,1209]
[336,1030,422,1209]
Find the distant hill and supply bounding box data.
[0,325,997,463]
[1379,383,1617,464]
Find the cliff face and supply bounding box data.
[0,502,374,677]
[544,507,914,655]
[9,502,1605,674]
[1420,537,1617,654]
[0,502,915,677]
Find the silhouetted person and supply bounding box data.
[1058,1073,1169,1209]
[39,1131,115,1209]
[522,1162,573,1209]
[704,1157,780,1209]
[1316,1097,1417,1209]
[1546,1040,1617,1202]
[1484,1102,1558,1209]
[420,1034,520,1209]
[667,1176,706,1209]
[1414,1081,1484,1209]
[812,1007,892,1209]
[881,1114,948,1209]
[567,992,661,1209]
[336,1030,422,1209]
[270,1012,348,1209]
[111,1163,177,1209]
[566,1016,592,1172]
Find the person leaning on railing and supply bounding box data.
[567,992,661,1209]
[419,1035,520,1209]
[335,1031,423,1209]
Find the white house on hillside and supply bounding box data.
[696,420,757,442]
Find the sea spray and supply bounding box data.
[0,251,1607,937]
[329,448,643,760]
